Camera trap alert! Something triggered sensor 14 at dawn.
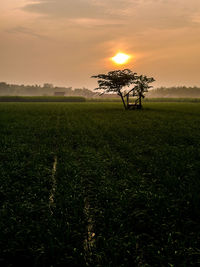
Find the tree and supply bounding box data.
[91,69,137,110]
[43,83,54,89]
[131,75,155,109]
[92,69,155,110]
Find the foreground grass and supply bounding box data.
[0,102,200,266]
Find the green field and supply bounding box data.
[1,102,200,266]
[0,96,86,102]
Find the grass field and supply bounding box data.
[0,96,86,102]
[1,102,200,266]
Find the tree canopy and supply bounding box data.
[92,69,137,94]
[133,75,155,97]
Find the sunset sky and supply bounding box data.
[1,0,200,89]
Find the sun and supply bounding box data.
[111,52,130,65]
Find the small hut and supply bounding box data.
[123,88,142,110]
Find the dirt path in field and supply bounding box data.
[83,180,97,265]
[84,197,96,255]
[49,156,57,214]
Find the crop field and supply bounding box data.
[1,102,200,266]
[0,96,86,102]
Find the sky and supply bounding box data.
[0,0,200,89]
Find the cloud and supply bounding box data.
[6,26,48,39]
[191,13,200,24]
[22,0,200,31]
[22,0,132,19]
[2,0,200,88]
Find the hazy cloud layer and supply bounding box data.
[23,0,133,19]
[1,0,200,87]
[22,0,200,28]
[6,26,48,39]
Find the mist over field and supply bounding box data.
[146,87,200,98]
[0,82,94,97]
[1,81,200,99]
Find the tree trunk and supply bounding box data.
[139,93,142,109]
[126,94,129,108]
[119,92,127,110]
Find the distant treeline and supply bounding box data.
[0,82,96,97]
[1,82,200,98]
[147,86,200,98]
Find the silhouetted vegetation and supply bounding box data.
[1,82,200,101]
[92,69,155,109]
[0,82,96,98]
[147,86,200,98]
[124,75,155,109]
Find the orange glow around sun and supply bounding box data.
[111,52,130,65]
